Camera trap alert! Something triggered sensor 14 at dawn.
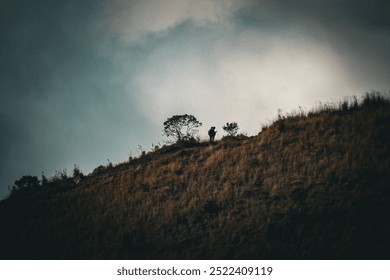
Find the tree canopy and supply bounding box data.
[163,114,202,142]
[223,122,239,136]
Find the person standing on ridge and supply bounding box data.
[208,126,217,143]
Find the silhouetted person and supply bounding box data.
[208,126,217,142]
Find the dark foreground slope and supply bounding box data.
[1,94,389,259]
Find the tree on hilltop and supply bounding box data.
[223,122,239,136]
[14,175,40,189]
[163,114,202,142]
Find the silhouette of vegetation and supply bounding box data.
[13,175,39,189]
[1,91,389,259]
[41,172,49,186]
[223,122,239,136]
[163,114,202,142]
[9,176,40,198]
[72,165,83,177]
[72,165,85,184]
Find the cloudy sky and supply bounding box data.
[0,0,389,198]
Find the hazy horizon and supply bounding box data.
[1,0,389,198]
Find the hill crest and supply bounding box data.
[1,92,389,259]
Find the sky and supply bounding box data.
[0,0,389,198]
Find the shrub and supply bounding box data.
[223,122,239,136]
[13,175,40,189]
[73,164,83,178]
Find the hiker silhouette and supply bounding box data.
[208,126,217,142]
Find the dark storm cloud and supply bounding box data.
[239,0,390,29]
[237,0,390,60]
[0,0,151,197]
[237,0,389,90]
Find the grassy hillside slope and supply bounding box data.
[1,93,389,259]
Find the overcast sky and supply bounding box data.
[1,0,389,198]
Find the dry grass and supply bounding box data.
[1,92,389,259]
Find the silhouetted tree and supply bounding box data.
[14,175,39,189]
[73,164,84,185]
[41,171,49,186]
[163,114,202,142]
[72,164,83,177]
[222,122,239,136]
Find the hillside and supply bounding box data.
[1,93,389,259]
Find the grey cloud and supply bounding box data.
[0,0,153,197]
[240,0,390,29]
[237,0,390,89]
[100,0,244,43]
